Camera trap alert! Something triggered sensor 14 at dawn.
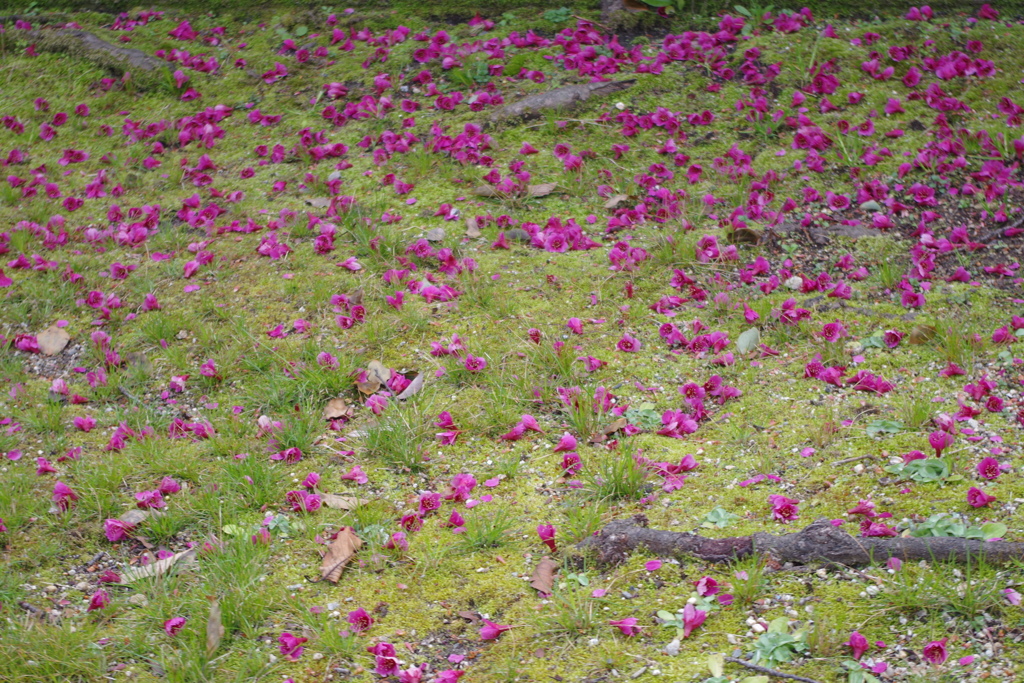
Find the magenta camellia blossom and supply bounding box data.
[368,642,400,676]
[537,524,556,552]
[278,631,307,661]
[694,576,719,597]
[553,432,577,452]
[609,617,641,636]
[462,353,487,373]
[270,447,303,463]
[418,492,441,515]
[52,481,78,511]
[135,490,166,509]
[616,333,641,352]
[73,415,96,432]
[104,518,134,542]
[341,465,368,484]
[480,618,512,640]
[928,430,955,456]
[158,477,181,495]
[967,487,996,508]
[347,607,374,633]
[681,603,707,638]
[976,457,1002,480]
[164,617,186,636]
[366,394,388,415]
[285,490,321,513]
[922,638,948,665]
[847,631,870,659]
[1004,588,1021,606]
[769,494,800,522]
[87,589,110,612]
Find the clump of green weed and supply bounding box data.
[364,401,432,472]
[459,510,516,551]
[581,450,650,502]
[731,553,771,607]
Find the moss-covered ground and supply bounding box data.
[0,3,1023,683]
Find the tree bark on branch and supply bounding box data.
[22,28,168,81]
[579,516,1024,566]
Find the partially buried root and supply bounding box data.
[579,515,1024,566]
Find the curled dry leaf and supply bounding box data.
[319,527,362,583]
[36,324,70,356]
[465,216,482,238]
[366,360,391,385]
[457,610,481,623]
[909,324,937,345]
[321,493,369,510]
[527,182,558,197]
[729,226,762,245]
[425,228,446,242]
[121,548,198,583]
[530,556,557,595]
[323,397,353,420]
[356,378,381,395]
[589,417,628,443]
[396,373,424,400]
[206,599,224,658]
[348,288,364,306]
[603,194,629,210]
[118,508,157,526]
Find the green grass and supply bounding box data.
[0,4,1023,682]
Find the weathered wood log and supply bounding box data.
[579,516,1024,566]
[23,28,168,78]
[489,79,635,124]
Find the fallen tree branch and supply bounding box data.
[579,516,1024,566]
[489,80,635,124]
[830,454,875,467]
[20,28,168,84]
[724,656,823,683]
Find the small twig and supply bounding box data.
[724,656,824,683]
[831,454,876,467]
[18,601,43,615]
[977,213,1024,244]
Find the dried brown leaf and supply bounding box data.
[909,324,937,345]
[305,197,331,209]
[323,397,352,420]
[356,379,381,395]
[527,182,558,197]
[603,194,629,210]
[590,417,628,443]
[36,325,70,356]
[206,600,224,658]
[121,548,197,583]
[530,556,557,594]
[457,610,481,623]
[729,227,762,245]
[118,509,154,526]
[320,527,362,583]
[465,216,482,238]
[473,185,501,198]
[425,228,446,242]
[367,360,391,385]
[349,288,364,306]
[396,373,424,400]
[321,494,368,511]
